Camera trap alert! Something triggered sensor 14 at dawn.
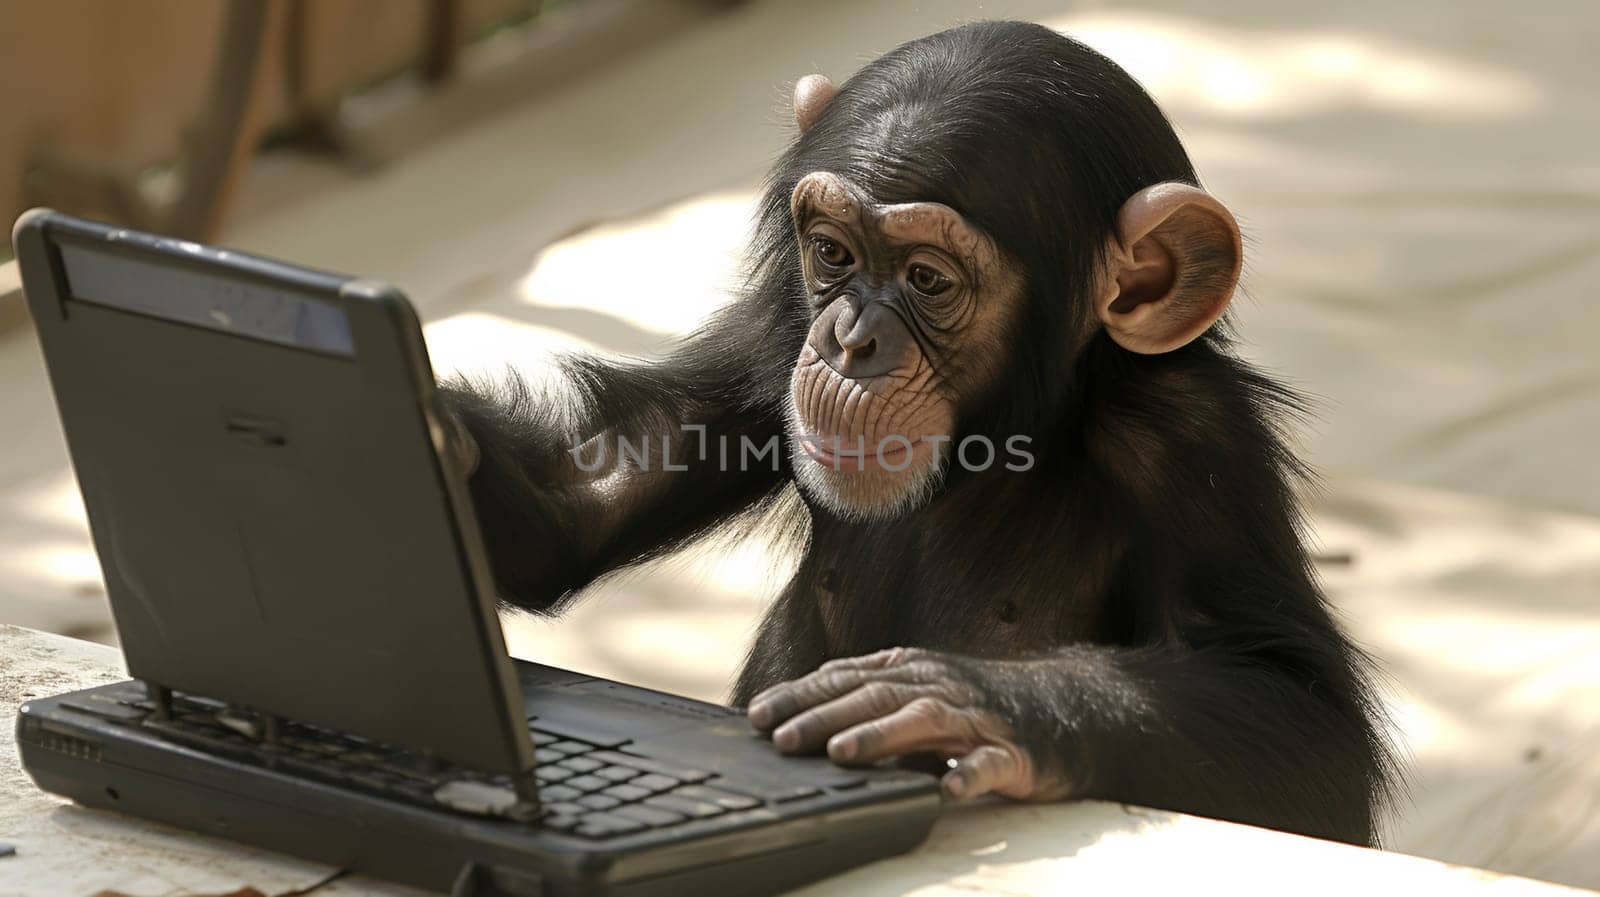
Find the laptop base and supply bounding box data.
[16,661,941,897]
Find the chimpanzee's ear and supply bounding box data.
[1095,183,1242,354]
[793,74,838,132]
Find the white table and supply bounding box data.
[1,624,1590,897]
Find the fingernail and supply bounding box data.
[945,775,966,799]
[829,736,856,761]
[748,702,771,728]
[773,724,798,751]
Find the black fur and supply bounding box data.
[443,21,1397,845]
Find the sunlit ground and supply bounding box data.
[1047,11,1542,120]
[1,0,1597,887]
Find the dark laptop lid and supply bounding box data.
[12,210,535,777]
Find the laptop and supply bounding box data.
[9,210,941,897]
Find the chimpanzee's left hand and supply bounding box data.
[746,647,1071,801]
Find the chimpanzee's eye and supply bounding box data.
[812,237,854,269]
[907,263,953,297]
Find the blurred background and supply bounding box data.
[0,0,1596,889]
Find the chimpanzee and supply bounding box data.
[441,20,1397,846]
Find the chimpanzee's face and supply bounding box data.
[785,171,1020,521]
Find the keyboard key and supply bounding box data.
[143,720,245,756]
[596,766,639,783]
[540,785,582,802]
[560,756,603,774]
[274,752,335,780]
[374,755,445,782]
[431,780,520,816]
[536,765,574,783]
[178,712,228,731]
[578,794,621,811]
[170,720,214,737]
[549,740,593,755]
[673,785,761,811]
[543,814,581,832]
[645,794,726,819]
[708,778,819,804]
[631,773,680,793]
[601,783,650,802]
[566,775,610,792]
[390,779,438,801]
[215,713,263,739]
[349,771,399,791]
[575,812,646,839]
[529,722,630,750]
[534,748,565,764]
[587,751,711,783]
[175,694,226,711]
[546,802,586,817]
[613,804,686,828]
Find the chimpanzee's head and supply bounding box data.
[770,21,1243,521]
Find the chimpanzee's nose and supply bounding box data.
[809,297,914,380]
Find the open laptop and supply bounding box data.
[9,210,940,897]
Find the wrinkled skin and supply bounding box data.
[747,647,1070,800]
[786,171,1018,522]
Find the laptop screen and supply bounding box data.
[59,242,355,357]
[17,212,536,779]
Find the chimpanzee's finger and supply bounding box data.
[769,681,928,752]
[826,697,975,764]
[435,406,481,478]
[942,744,1025,800]
[747,648,914,729]
[817,647,910,672]
[749,669,868,731]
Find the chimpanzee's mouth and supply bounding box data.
[791,357,952,467]
[798,435,920,472]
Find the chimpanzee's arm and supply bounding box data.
[982,644,1386,843]
[439,317,793,614]
[747,620,1392,846]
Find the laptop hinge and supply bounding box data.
[450,860,544,897]
[512,770,539,813]
[259,712,283,745]
[145,681,173,719]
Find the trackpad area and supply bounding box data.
[519,672,870,788]
[519,669,742,746]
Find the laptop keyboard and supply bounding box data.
[525,738,779,837]
[64,689,850,840]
